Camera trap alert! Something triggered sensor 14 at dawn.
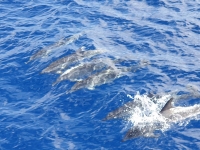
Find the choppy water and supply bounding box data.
[1,0,200,149]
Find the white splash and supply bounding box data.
[127,92,200,136]
[128,92,172,131]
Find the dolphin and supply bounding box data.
[67,61,149,93]
[122,123,163,141]
[52,58,129,86]
[102,93,170,121]
[41,48,104,74]
[52,61,107,86]
[67,66,122,93]
[27,32,84,63]
[161,99,200,123]
[103,87,200,141]
[123,98,200,141]
[102,100,142,121]
[103,87,199,121]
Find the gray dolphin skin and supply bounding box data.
[116,59,149,76]
[123,123,162,141]
[41,48,103,74]
[52,61,107,86]
[68,67,122,93]
[102,100,142,121]
[27,32,84,63]
[161,99,200,123]
[102,93,166,121]
[52,58,137,86]
[103,85,200,121]
[123,97,200,141]
[67,61,149,93]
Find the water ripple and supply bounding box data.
[0,0,200,149]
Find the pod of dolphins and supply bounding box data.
[28,33,148,92]
[28,33,200,142]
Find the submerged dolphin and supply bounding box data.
[123,98,200,141]
[123,123,163,141]
[52,61,107,86]
[41,48,104,74]
[52,58,128,86]
[67,61,149,93]
[27,32,84,63]
[68,66,121,93]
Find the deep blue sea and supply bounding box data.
[1,0,200,149]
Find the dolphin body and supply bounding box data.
[123,98,200,141]
[102,93,171,121]
[41,48,103,74]
[27,32,84,63]
[67,61,149,93]
[52,61,107,86]
[103,88,200,121]
[52,58,129,86]
[68,66,122,93]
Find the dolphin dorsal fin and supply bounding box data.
[160,98,173,113]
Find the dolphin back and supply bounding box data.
[123,126,158,141]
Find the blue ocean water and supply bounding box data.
[1,0,200,149]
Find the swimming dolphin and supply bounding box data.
[103,87,199,121]
[67,61,149,93]
[52,61,107,86]
[41,48,104,74]
[67,66,121,93]
[122,123,163,141]
[52,58,127,86]
[161,99,200,123]
[123,98,200,141]
[27,32,84,63]
[102,93,171,121]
